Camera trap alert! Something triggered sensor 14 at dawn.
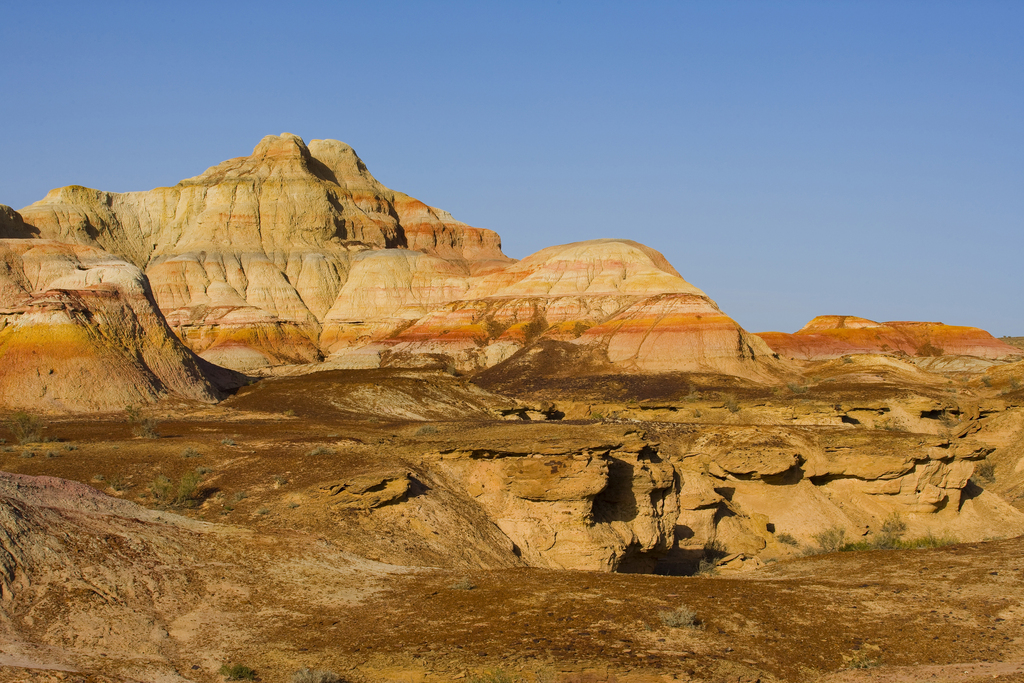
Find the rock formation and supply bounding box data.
[0,239,231,411]
[758,315,1020,361]
[326,239,784,380]
[14,137,780,380]
[18,133,510,370]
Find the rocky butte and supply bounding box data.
[1,134,1023,683]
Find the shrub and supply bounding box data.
[8,412,44,444]
[899,532,958,549]
[63,443,77,451]
[306,446,335,457]
[219,663,256,681]
[776,532,799,546]
[973,459,996,483]
[221,437,236,446]
[291,669,342,683]
[181,447,201,458]
[449,577,475,590]
[659,604,699,628]
[866,511,910,549]
[126,405,160,438]
[20,450,35,458]
[787,382,808,394]
[813,526,847,553]
[415,425,437,436]
[150,468,207,507]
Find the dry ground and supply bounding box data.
[2,368,1023,683]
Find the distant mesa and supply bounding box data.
[756,315,1020,361]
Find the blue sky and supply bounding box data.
[2,1,1021,335]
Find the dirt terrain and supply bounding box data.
[0,361,1023,682]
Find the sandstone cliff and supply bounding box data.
[326,239,784,380]
[15,136,780,381]
[0,239,231,411]
[757,315,1020,361]
[18,134,510,370]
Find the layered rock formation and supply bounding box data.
[18,133,510,370]
[326,239,783,380]
[14,136,779,380]
[758,315,1020,361]
[0,239,229,411]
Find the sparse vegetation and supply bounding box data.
[776,532,799,546]
[45,450,58,458]
[7,412,44,444]
[291,668,342,683]
[870,511,908,549]
[219,663,256,681]
[283,409,296,417]
[590,412,604,420]
[274,475,289,486]
[150,468,207,508]
[221,437,236,446]
[724,395,740,413]
[181,447,201,458]
[63,443,77,451]
[973,459,996,483]
[415,424,437,436]
[787,382,809,394]
[813,526,847,553]
[20,450,35,458]
[126,405,160,438]
[846,652,880,669]
[306,445,335,456]
[449,577,475,590]
[659,603,699,629]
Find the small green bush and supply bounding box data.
[8,412,44,444]
[219,663,256,681]
[973,459,996,483]
[150,468,206,507]
[776,532,799,546]
[659,604,699,628]
[813,526,847,553]
[414,425,438,436]
[126,406,159,438]
[181,447,201,458]
[291,668,341,683]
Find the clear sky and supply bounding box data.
[2,1,1021,335]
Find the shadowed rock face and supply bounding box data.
[0,239,229,411]
[18,133,510,370]
[757,315,1020,361]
